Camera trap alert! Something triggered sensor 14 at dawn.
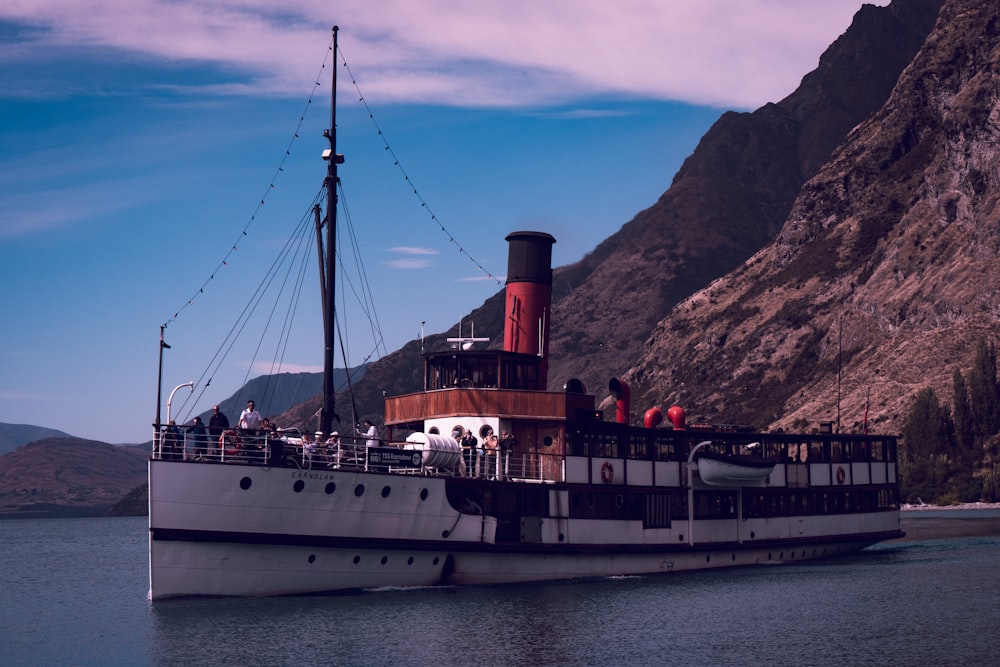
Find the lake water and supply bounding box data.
[2,511,999,666]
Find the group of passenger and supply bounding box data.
[159,400,308,460]
[453,425,516,478]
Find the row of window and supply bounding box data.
[566,422,898,464]
[563,487,900,526]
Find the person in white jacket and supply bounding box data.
[358,419,378,447]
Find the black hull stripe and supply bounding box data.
[150,527,905,556]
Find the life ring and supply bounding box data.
[600,461,614,483]
[835,466,846,485]
[220,429,240,457]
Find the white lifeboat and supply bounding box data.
[696,451,775,486]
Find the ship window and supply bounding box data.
[810,440,829,462]
[654,436,676,461]
[830,441,845,463]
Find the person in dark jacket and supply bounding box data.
[162,421,182,460]
[188,416,208,459]
[208,405,230,457]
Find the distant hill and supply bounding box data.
[0,437,148,518]
[0,423,73,456]
[0,370,362,517]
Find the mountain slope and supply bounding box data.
[544,0,943,399]
[626,0,1000,434]
[275,0,945,435]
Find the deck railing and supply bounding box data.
[151,426,564,482]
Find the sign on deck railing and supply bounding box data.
[368,447,423,468]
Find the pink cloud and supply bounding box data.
[2,1,888,108]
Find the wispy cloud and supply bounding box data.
[388,246,440,256]
[384,245,439,269]
[386,258,434,270]
[457,274,505,283]
[0,1,887,109]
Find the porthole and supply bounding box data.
[407,557,414,565]
[308,554,316,564]
[731,554,736,562]
[543,435,553,447]
[381,486,391,498]
[558,533,565,542]
[750,531,756,539]
[353,555,361,564]
[705,555,711,563]
[325,482,336,495]
[586,494,595,509]
[239,477,252,490]
[354,484,365,497]
[678,534,685,542]
[293,480,305,493]
[433,556,440,565]
[615,494,624,509]
[420,488,429,501]
[380,556,388,565]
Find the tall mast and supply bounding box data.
[319,25,341,437]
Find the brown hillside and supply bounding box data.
[0,438,149,514]
[545,0,943,399]
[626,0,1000,435]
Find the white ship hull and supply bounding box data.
[148,458,901,599]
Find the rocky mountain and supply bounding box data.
[0,438,148,517]
[544,0,944,402]
[627,0,1000,435]
[277,0,948,434]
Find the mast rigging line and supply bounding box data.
[173,191,324,422]
[161,31,338,331]
[173,177,389,425]
[335,43,504,287]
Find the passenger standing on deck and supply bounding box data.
[359,419,378,447]
[188,416,208,459]
[239,400,262,432]
[162,420,182,460]
[208,405,229,456]
[484,429,499,479]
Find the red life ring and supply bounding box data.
[220,429,240,457]
[600,461,614,483]
[836,466,846,485]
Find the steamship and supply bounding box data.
[147,29,904,600]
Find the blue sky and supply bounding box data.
[0,0,887,444]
